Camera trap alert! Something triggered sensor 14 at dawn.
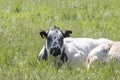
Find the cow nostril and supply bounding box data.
[54,47,58,49]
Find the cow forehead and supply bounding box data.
[48,30,63,38]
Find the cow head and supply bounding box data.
[40,26,72,57]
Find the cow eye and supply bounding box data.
[59,37,63,41]
[47,37,52,41]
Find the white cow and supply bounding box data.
[85,42,120,70]
[85,43,113,70]
[39,26,113,67]
[63,38,112,65]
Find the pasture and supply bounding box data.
[0,0,120,80]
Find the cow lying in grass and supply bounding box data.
[38,26,113,68]
[85,42,120,70]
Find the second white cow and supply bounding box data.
[85,42,120,70]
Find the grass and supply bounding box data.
[0,0,120,80]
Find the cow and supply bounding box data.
[85,42,120,70]
[85,43,113,70]
[39,26,72,62]
[38,26,113,67]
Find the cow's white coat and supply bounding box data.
[39,37,113,67]
[63,38,112,65]
[108,42,120,61]
[85,43,113,70]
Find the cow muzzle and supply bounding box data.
[50,47,61,57]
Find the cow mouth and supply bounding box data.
[50,48,61,57]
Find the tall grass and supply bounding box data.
[0,0,120,80]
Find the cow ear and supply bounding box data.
[40,31,48,38]
[64,30,72,37]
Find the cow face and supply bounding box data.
[40,26,72,57]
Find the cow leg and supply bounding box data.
[38,46,48,60]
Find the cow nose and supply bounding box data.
[53,47,59,50]
[51,46,60,52]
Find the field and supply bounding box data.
[0,0,120,80]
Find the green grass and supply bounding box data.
[0,0,120,79]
